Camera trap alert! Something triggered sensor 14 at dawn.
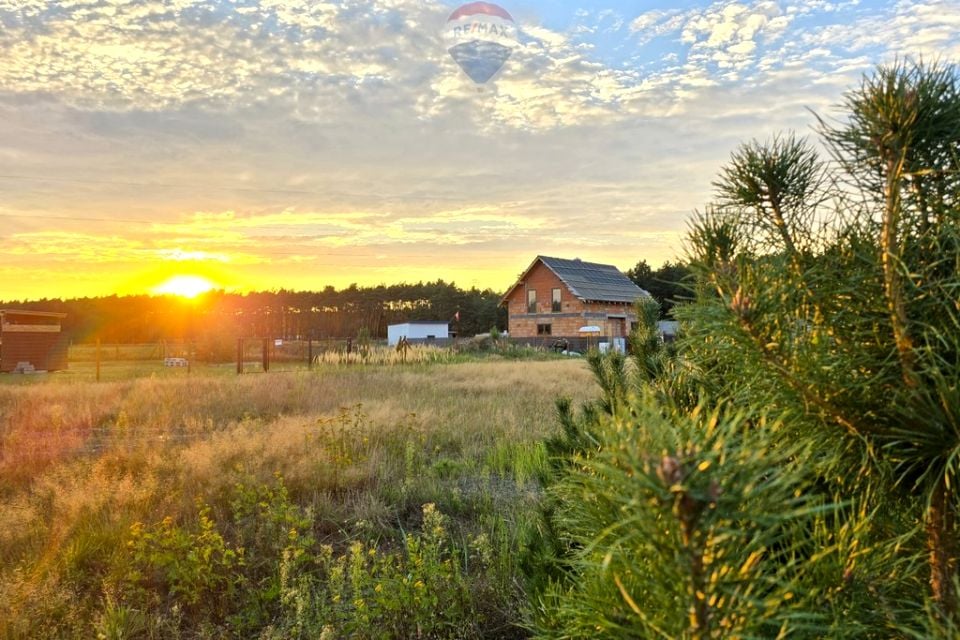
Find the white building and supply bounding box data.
[658,320,679,341]
[387,321,450,346]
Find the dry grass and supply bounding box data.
[0,358,595,638]
[0,360,589,475]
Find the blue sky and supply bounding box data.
[0,0,957,298]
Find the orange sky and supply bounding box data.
[1,201,684,300]
[1,0,955,301]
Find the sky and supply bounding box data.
[0,0,958,300]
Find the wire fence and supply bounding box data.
[0,426,220,462]
[64,338,405,368]
[0,416,338,466]
[50,339,476,379]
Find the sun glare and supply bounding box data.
[153,275,215,299]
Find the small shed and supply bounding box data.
[657,320,679,342]
[0,309,69,373]
[387,321,450,346]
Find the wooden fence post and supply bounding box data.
[308,337,313,370]
[95,338,101,382]
[263,337,270,372]
[237,337,244,375]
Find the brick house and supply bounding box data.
[500,256,650,341]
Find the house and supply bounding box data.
[500,256,650,344]
[0,309,69,373]
[387,321,450,346]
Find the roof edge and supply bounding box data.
[499,255,542,306]
[500,255,654,306]
[499,255,587,306]
[0,309,67,318]
[536,256,585,300]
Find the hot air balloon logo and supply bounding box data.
[444,2,517,84]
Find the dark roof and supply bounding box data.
[0,309,67,319]
[391,320,449,326]
[502,256,650,305]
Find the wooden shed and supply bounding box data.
[0,309,69,373]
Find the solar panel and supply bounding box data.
[539,255,648,303]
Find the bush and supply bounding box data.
[530,60,960,636]
[531,394,896,638]
[263,503,486,639]
[124,505,244,623]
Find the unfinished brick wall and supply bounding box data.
[503,262,638,338]
[504,262,575,317]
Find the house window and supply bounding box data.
[552,288,561,312]
[527,289,537,313]
[537,323,552,335]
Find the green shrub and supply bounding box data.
[529,60,960,636]
[267,503,482,639]
[530,390,908,638]
[124,505,243,622]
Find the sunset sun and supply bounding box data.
[152,275,215,299]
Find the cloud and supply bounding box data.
[0,0,958,299]
[1,0,952,136]
[630,8,689,41]
[3,231,146,263]
[0,0,444,113]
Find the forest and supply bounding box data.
[0,281,506,344]
[2,265,689,345]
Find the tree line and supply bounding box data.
[5,269,691,345]
[1,281,506,343]
[624,259,691,317]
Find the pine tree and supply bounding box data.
[684,59,960,621]
[529,60,960,637]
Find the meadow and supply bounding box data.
[0,350,596,639]
[3,61,957,639]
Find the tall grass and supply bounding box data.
[0,359,594,639]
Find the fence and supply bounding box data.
[62,338,421,377]
[505,336,621,353]
[45,335,634,382]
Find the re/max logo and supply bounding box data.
[450,22,514,38]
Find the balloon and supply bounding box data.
[444,2,517,84]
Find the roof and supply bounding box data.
[501,256,650,305]
[0,309,67,319]
[389,320,450,326]
[657,320,679,335]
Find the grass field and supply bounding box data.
[0,341,554,384]
[0,355,595,639]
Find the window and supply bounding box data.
[537,323,551,335]
[527,289,537,313]
[552,288,561,312]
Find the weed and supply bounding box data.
[0,359,594,638]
